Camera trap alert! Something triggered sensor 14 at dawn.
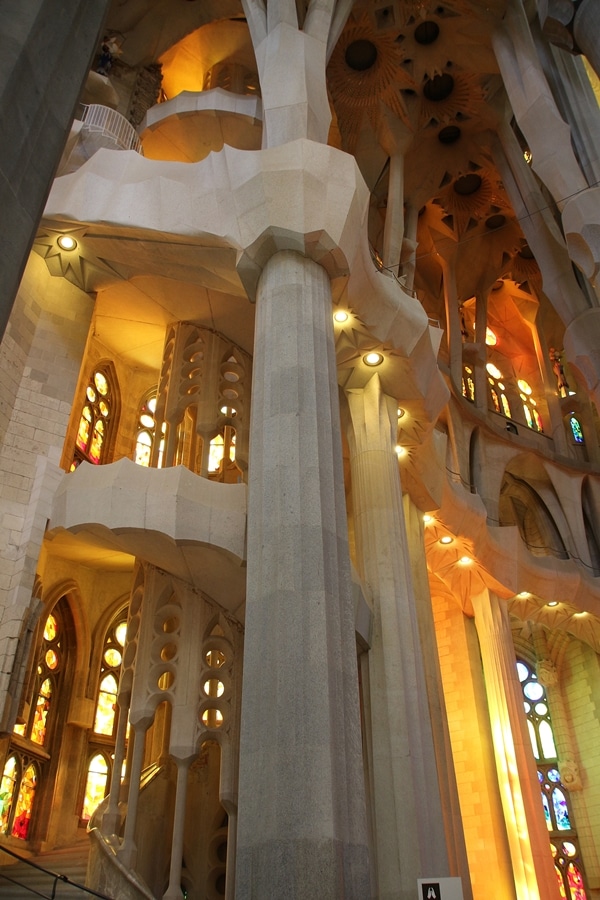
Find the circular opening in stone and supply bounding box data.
[519,244,535,259]
[423,73,454,101]
[345,40,378,71]
[453,173,482,195]
[414,21,440,44]
[438,125,461,144]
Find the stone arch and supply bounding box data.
[499,471,569,559]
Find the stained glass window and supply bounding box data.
[11,764,37,839]
[72,366,116,469]
[15,611,62,747]
[517,659,588,899]
[82,753,109,822]
[30,678,52,745]
[135,391,164,467]
[92,613,127,737]
[570,417,584,444]
[462,367,475,402]
[0,757,18,833]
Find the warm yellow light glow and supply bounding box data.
[517,379,532,395]
[439,535,453,545]
[422,514,434,524]
[458,556,472,565]
[486,362,503,379]
[333,310,349,323]
[395,445,406,457]
[57,235,77,251]
[397,407,405,418]
[485,327,497,346]
[517,591,530,598]
[364,352,384,366]
[547,601,559,607]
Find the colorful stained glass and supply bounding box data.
[82,754,109,822]
[104,648,122,667]
[553,788,571,830]
[566,862,587,899]
[542,792,552,829]
[115,623,127,647]
[76,407,92,451]
[0,757,18,833]
[45,649,58,670]
[94,371,108,395]
[11,764,37,839]
[486,362,503,379]
[89,420,104,464]
[93,674,118,735]
[466,376,475,401]
[500,394,511,418]
[135,430,152,467]
[86,386,96,402]
[524,404,533,428]
[491,389,500,413]
[570,417,584,444]
[30,678,52,745]
[99,400,109,417]
[533,409,543,432]
[556,868,567,899]
[43,615,57,642]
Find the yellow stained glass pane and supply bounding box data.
[486,362,503,379]
[30,678,52,745]
[45,649,58,670]
[94,371,109,396]
[76,409,91,452]
[104,648,122,668]
[135,431,152,467]
[94,674,118,735]
[86,386,96,402]
[82,754,109,821]
[0,757,18,833]
[208,434,225,472]
[517,379,532,395]
[115,622,127,647]
[89,421,104,464]
[43,615,57,642]
[99,400,109,417]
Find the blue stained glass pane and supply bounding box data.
[542,791,552,829]
[570,416,584,444]
[517,661,529,682]
[548,768,561,783]
[553,788,571,830]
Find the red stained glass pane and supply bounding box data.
[11,764,37,840]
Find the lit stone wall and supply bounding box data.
[432,593,517,900]
[0,255,93,727]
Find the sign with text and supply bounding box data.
[417,877,464,900]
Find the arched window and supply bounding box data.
[517,660,588,899]
[569,416,584,444]
[486,363,512,419]
[81,610,128,822]
[0,756,39,840]
[134,390,165,467]
[518,379,543,432]
[72,366,117,469]
[13,612,62,746]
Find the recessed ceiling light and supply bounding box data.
[517,591,530,598]
[458,556,472,565]
[547,601,559,607]
[397,407,405,418]
[364,351,384,366]
[57,235,77,251]
[423,514,434,524]
[439,535,453,545]
[333,310,349,323]
[395,445,406,457]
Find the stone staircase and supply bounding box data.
[0,833,101,898]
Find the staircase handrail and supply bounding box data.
[0,842,115,900]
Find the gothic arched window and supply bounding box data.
[134,389,164,467]
[72,366,118,470]
[516,660,588,899]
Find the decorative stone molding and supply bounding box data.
[536,657,558,686]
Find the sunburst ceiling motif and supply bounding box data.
[328,12,416,151]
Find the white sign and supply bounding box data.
[417,877,464,900]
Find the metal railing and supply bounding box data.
[0,844,114,900]
[77,104,143,155]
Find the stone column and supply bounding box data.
[439,252,463,392]
[235,250,370,899]
[0,0,111,338]
[472,588,561,899]
[346,374,451,900]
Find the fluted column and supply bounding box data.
[472,589,560,900]
[346,374,451,900]
[235,250,370,899]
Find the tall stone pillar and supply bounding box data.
[346,374,451,900]
[0,0,111,338]
[235,250,370,899]
[472,589,561,899]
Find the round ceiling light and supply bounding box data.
[333,310,349,323]
[364,352,384,366]
[57,235,77,251]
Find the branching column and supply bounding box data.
[472,589,560,900]
[235,250,370,899]
[346,375,450,900]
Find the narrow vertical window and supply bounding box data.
[72,367,117,469]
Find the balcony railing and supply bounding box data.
[77,104,143,155]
